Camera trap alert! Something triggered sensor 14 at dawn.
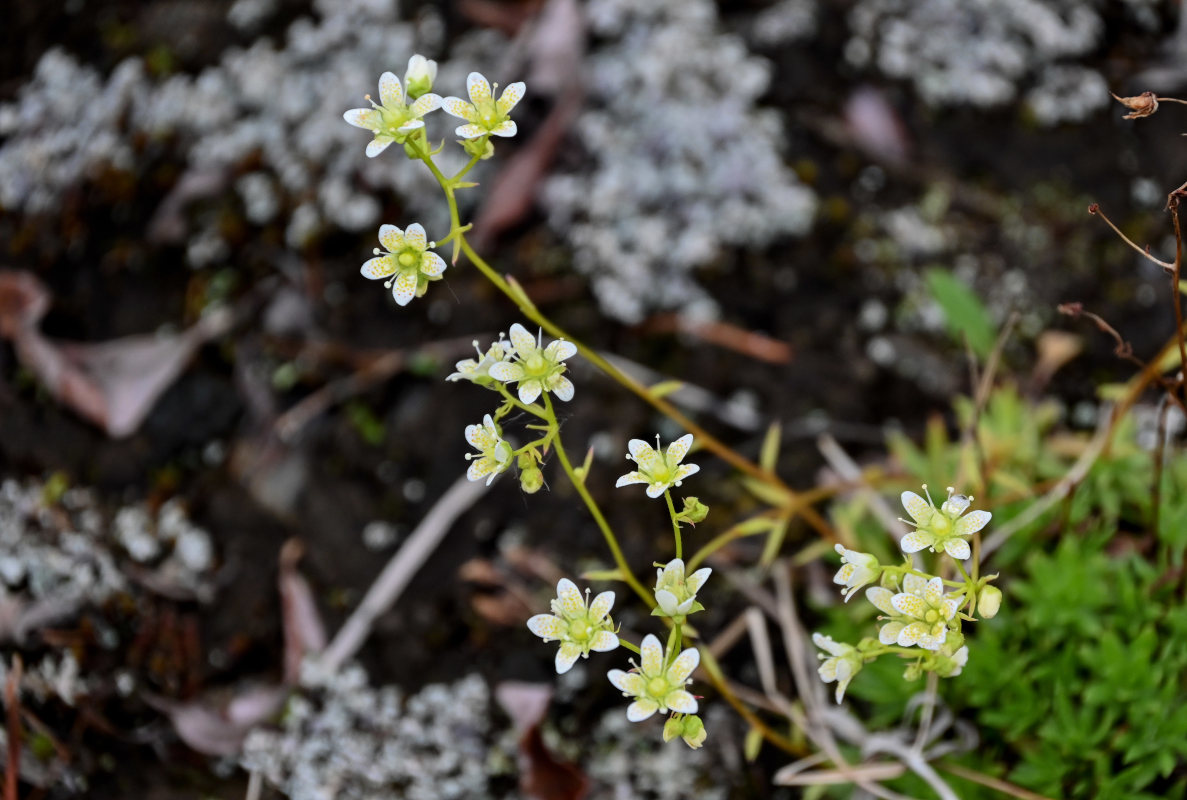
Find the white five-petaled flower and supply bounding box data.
[488,323,577,404]
[527,578,619,674]
[446,336,510,383]
[812,633,863,704]
[866,573,961,651]
[343,65,444,157]
[615,434,699,499]
[653,558,711,618]
[833,543,881,602]
[607,634,699,722]
[899,485,991,561]
[442,72,525,139]
[464,414,514,485]
[360,223,447,306]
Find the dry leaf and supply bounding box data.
[496,681,588,800]
[279,539,327,684]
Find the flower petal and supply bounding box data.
[897,622,927,647]
[343,108,380,129]
[687,567,712,593]
[508,323,537,356]
[365,136,394,158]
[548,374,575,402]
[923,577,944,606]
[944,538,971,561]
[453,122,486,138]
[589,591,615,623]
[943,494,971,516]
[954,510,992,536]
[663,690,698,714]
[396,119,425,133]
[672,463,700,483]
[941,596,962,620]
[654,589,680,616]
[555,642,582,674]
[879,620,905,645]
[496,81,526,115]
[626,698,658,722]
[589,631,619,652]
[901,491,933,526]
[403,223,427,251]
[865,586,896,615]
[441,97,476,121]
[488,362,525,382]
[891,592,928,619]
[490,120,518,137]
[420,251,447,277]
[361,256,394,279]
[465,421,496,451]
[543,339,577,362]
[902,572,928,597]
[517,381,542,405]
[615,471,646,487]
[899,531,933,553]
[834,563,856,587]
[379,224,404,252]
[645,482,668,498]
[817,658,838,682]
[627,439,662,471]
[640,634,664,676]
[608,669,644,696]
[667,648,699,683]
[409,92,443,117]
[391,271,418,305]
[555,578,585,617]
[526,614,564,641]
[666,434,694,464]
[378,71,403,107]
[466,457,496,483]
[466,72,492,104]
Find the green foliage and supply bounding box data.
[924,269,997,358]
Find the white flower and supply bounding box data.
[360,223,447,306]
[343,69,443,157]
[487,323,576,404]
[812,633,863,704]
[446,336,510,383]
[607,634,699,721]
[938,644,969,678]
[463,414,514,485]
[832,543,881,602]
[865,574,961,651]
[615,434,699,498]
[527,578,619,674]
[653,558,711,618]
[442,72,525,139]
[899,485,991,561]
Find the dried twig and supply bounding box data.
[817,434,906,542]
[318,476,490,673]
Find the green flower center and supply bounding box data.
[568,619,592,643]
[647,676,670,697]
[931,515,951,535]
[379,104,412,135]
[925,609,940,624]
[398,251,418,268]
[474,96,500,128]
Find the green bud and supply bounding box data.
[675,496,709,525]
[462,137,495,160]
[662,715,707,749]
[977,584,1002,619]
[517,451,537,470]
[880,570,900,590]
[404,54,437,99]
[903,662,923,682]
[520,467,544,494]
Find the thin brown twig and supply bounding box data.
[1087,202,1173,272]
[939,762,1059,800]
[1165,183,1187,406]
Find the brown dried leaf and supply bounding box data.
[495,681,588,800]
[146,684,289,757]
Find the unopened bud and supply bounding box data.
[404,54,437,99]
[1111,91,1159,120]
[676,496,709,525]
[977,584,1002,619]
[462,137,496,160]
[662,715,707,749]
[520,467,544,494]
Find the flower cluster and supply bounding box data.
[814,484,998,703]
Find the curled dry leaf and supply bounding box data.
[0,270,232,438]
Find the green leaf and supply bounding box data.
[760,422,782,472]
[649,380,684,398]
[925,268,996,358]
[580,567,628,582]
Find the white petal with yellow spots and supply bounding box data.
[527,578,618,674]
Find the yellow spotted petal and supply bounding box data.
[496,81,525,115]
[490,120,517,137]
[379,224,404,252]
[442,96,477,121]
[343,108,380,129]
[391,271,418,306]
[900,531,933,553]
[378,71,403,107]
[923,577,944,605]
[589,591,615,623]
[663,689,697,714]
[409,93,442,117]
[955,510,992,536]
[466,457,496,483]
[508,323,537,356]
[555,578,585,617]
[902,572,928,597]
[403,223,427,251]
[901,491,933,526]
[555,642,582,674]
[892,592,927,619]
[640,634,664,675]
[466,72,492,104]
[589,631,619,652]
[666,434,693,463]
[615,470,646,487]
[365,137,395,158]
[817,658,838,682]
[672,463,699,483]
[667,648,699,683]
[465,422,497,451]
[526,614,564,641]
[944,538,971,560]
[627,698,659,722]
[865,586,896,615]
[627,439,662,471]
[361,256,395,279]
[420,251,447,277]
[608,669,644,695]
[897,622,927,647]
[879,620,905,645]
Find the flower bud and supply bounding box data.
[462,137,496,160]
[663,715,707,749]
[520,467,544,494]
[977,584,1002,619]
[676,496,709,525]
[1111,91,1158,120]
[404,54,437,99]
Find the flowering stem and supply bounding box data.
[882,563,963,588]
[664,490,683,559]
[493,384,550,421]
[618,638,641,656]
[542,394,652,607]
[665,622,683,669]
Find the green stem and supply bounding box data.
[882,563,964,588]
[543,394,652,608]
[618,638,640,656]
[452,152,483,182]
[494,383,550,421]
[664,490,683,560]
[665,622,683,669]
